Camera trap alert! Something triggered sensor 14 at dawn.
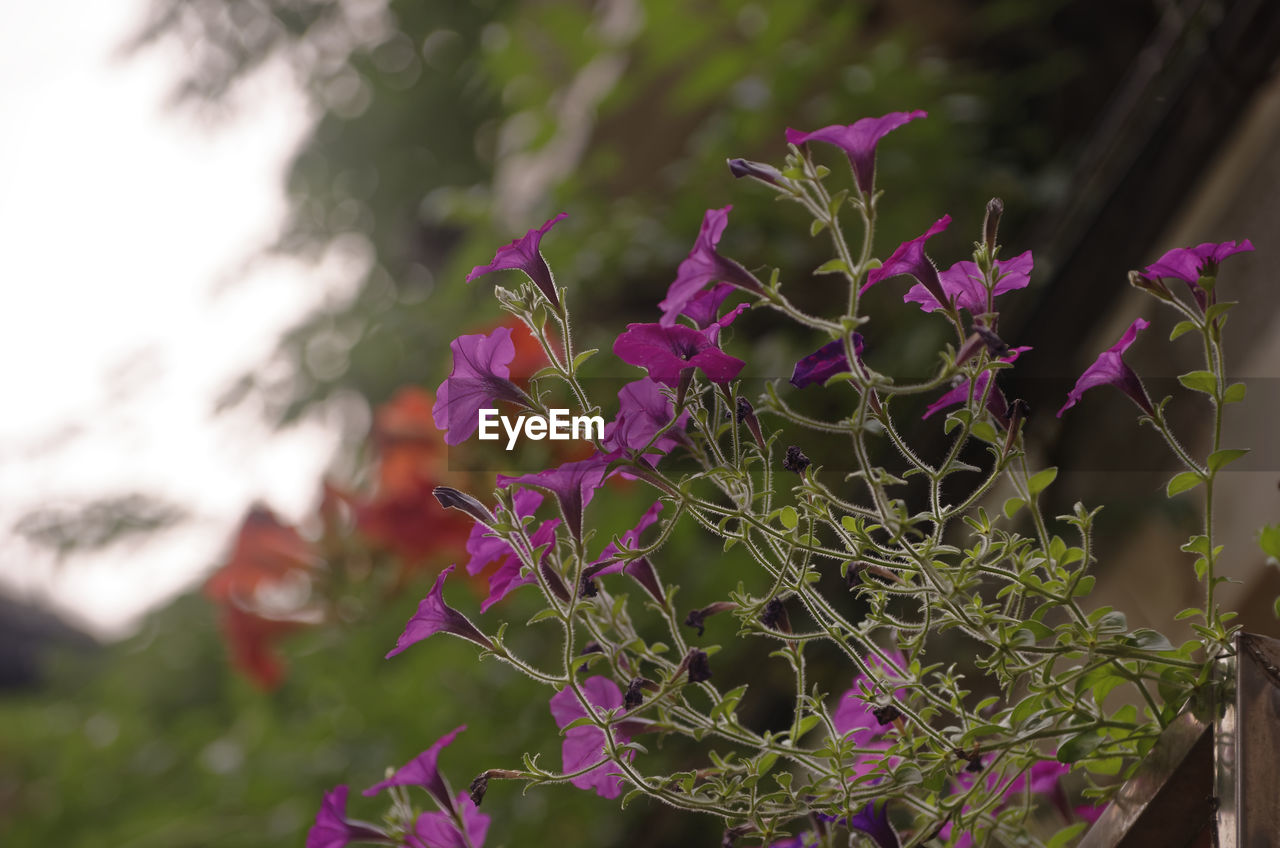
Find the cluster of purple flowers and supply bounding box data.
[310,106,1254,848]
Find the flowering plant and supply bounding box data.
[309,111,1259,847]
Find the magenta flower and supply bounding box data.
[613,323,746,387]
[1057,318,1154,417]
[408,794,490,848]
[604,379,688,457]
[862,215,952,308]
[465,489,543,576]
[657,206,764,326]
[790,334,865,388]
[922,347,1031,421]
[466,213,567,308]
[1142,239,1254,309]
[306,785,389,848]
[549,677,635,798]
[786,110,927,195]
[386,566,494,658]
[833,650,908,781]
[432,327,531,445]
[499,454,613,541]
[904,251,1033,315]
[582,501,665,601]
[364,725,465,811]
[480,517,560,612]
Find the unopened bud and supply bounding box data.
[760,598,792,633]
[432,486,493,526]
[983,197,1004,252]
[736,397,766,450]
[727,158,783,186]
[1128,270,1173,302]
[684,601,737,636]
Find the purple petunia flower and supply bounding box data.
[604,378,689,457]
[479,517,560,612]
[408,793,490,848]
[549,677,634,799]
[846,800,902,848]
[582,501,665,602]
[833,650,908,781]
[658,207,764,326]
[364,725,465,813]
[432,327,531,445]
[499,454,613,541]
[862,215,952,309]
[465,490,544,576]
[466,213,567,309]
[306,785,390,848]
[904,251,1033,315]
[1057,318,1154,417]
[613,322,746,387]
[386,567,494,658]
[922,347,1031,421]
[790,334,865,388]
[1142,239,1254,310]
[786,110,927,195]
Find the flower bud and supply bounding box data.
[783,445,811,474]
[735,396,766,450]
[685,601,737,636]
[727,158,783,185]
[760,598,792,633]
[1128,269,1173,302]
[983,197,1003,252]
[432,486,494,526]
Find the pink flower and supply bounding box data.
[306,785,389,848]
[1057,318,1154,417]
[863,216,953,310]
[613,322,746,387]
[604,379,688,457]
[790,334,865,388]
[466,213,567,308]
[432,327,531,445]
[1142,239,1253,308]
[386,566,493,658]
[499,454,613,541]
[786,110,927,195]
[408,794,490,848]
[549,677,635,798]
[904,251,1033,315]
[658,207,763,326]
[922,347,1032,422]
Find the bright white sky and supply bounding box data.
[0,2,351,637]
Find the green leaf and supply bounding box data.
[971,421,999,443]
[1048,824,1087,848]
[1096,610,1128,633]
[1057,730,1104,763]
[1174,607,1202,621]
[1208,448,1248,473]
[1274,597,1280,619]
[809,219,827,237]
[1072,575,1096,597]
[571,348,599,369]
[1178,370,1217,395]
[1028,467,1058,495]
[1003,497,1025,519]
[813,258,848,276]
[1258,524,1280,560]
[1169,320,1198,341]
[527,607,562,625]
[1127,628,1174,652]
[1166,471,1204,497]
[1205,301,1237,325]
[1223,382,1247,404]
[779,506,798,530]
[793,714,821,738]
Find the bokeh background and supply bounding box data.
[3,1,1279,846]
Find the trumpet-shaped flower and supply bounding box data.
[365,725,466,810]
[786,110,926,195]
[1142,239,1254,309]
[466,213,567,308]
[433,327,530,445]
[549,677,635,799]
[1057,318,1154,417]
[386,566,493,658]
[904,251,1033,315]
[604,379,688,456]
[306,785,389,848]
[409,795,490,848]
[862,215,952,308]
[498,454,613,541]
[658,206,764,326]
[922,347,1031,421]
[479,517,561,612]
[613,322,745,387]
[790,334,865,388]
